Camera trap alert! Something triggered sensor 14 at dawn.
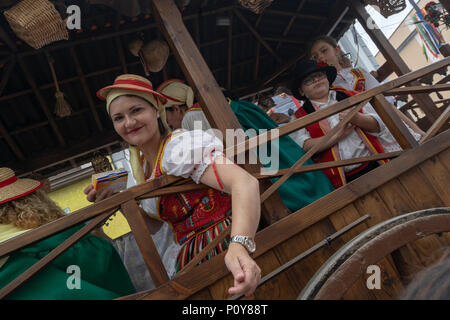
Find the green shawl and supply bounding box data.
[230,100,334,212]
[0,224,136,300]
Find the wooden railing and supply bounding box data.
[0,56,449,299]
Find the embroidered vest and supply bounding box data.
[292,89,386,189]
[331,68,366,93]
[185,102,202,114]
[151,133,232,245]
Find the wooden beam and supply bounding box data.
[384,83,450,95]
[350,0,440,126]
[233,9,282,64]
[116,36,128,74]
[264,9,325,21]
[10,131,120,176]
[0,56,15,96]
[420,106,450,143]
[17,57,66,147]
[121,200,170,287]
[371,95,419,149]
[0,118,25,161]
[69,47,104,132]
[374,61,394,82]
[0,26,17,52]
[17,5,234,59]
[254,42,260,81]
[227,11,233,89]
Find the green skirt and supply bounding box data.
[0,224,136,300]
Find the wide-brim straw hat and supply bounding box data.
[156,78,187,105]
[141,39,170,73]
[0,168,42,205]
[96,74,168,105]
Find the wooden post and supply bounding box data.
[17,57,66,148]
[121,200,170,287]
[350,0,440,127]
[152,0,290,224]
[372,95,419,149]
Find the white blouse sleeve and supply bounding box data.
[161,129,224,183]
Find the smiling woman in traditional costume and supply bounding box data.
[86,74,261,296]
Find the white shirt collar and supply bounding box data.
[310,90,337,108]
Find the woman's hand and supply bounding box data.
[83,184,116,203]
[225,243,261,297]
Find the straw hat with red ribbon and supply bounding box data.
[157,78,195,108]
[0,168,42,205]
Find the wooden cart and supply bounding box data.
[0,0,449,300]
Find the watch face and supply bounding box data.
[246,239,256,253]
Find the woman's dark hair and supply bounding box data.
[308,35,352,68]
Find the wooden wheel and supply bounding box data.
[298,207,450,300]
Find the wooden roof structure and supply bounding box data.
[0,0,355,178]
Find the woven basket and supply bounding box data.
[365,0,407,18]
[4,0,68,49]
[238,0,274,14]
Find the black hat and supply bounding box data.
[289,60,337,100]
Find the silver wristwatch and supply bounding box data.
[230,235,256,253]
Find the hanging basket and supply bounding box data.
[364,0,407,18]
[91,152,113,174]
[238,0,274,14]
[4,0,69,49]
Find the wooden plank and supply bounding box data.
[374,61,394,82]
[419,154,450,205]
[0,57,15,96]
[121,200,170,287]
[384,83,450,96]
[0,118,25,161]
[420,106,450,143]
[70,47,104,132]
[398,167,446,210]
[372,95,418,149]
[233,9,282,63]
[189,288,214,300]
[272,218,345,296]
[328,204,404,299]
[17,57,66,147]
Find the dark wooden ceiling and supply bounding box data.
[0,0,356,178]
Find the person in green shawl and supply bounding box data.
[0,167,136,300]
[228,98,334,212]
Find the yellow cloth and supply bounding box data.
[101,211,131,240]
[0,224,30,269]
[159,81,194,108]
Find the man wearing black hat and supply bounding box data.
[288,60,392,189]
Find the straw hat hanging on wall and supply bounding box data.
[128,38,170,75]
[4,0,68,49]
